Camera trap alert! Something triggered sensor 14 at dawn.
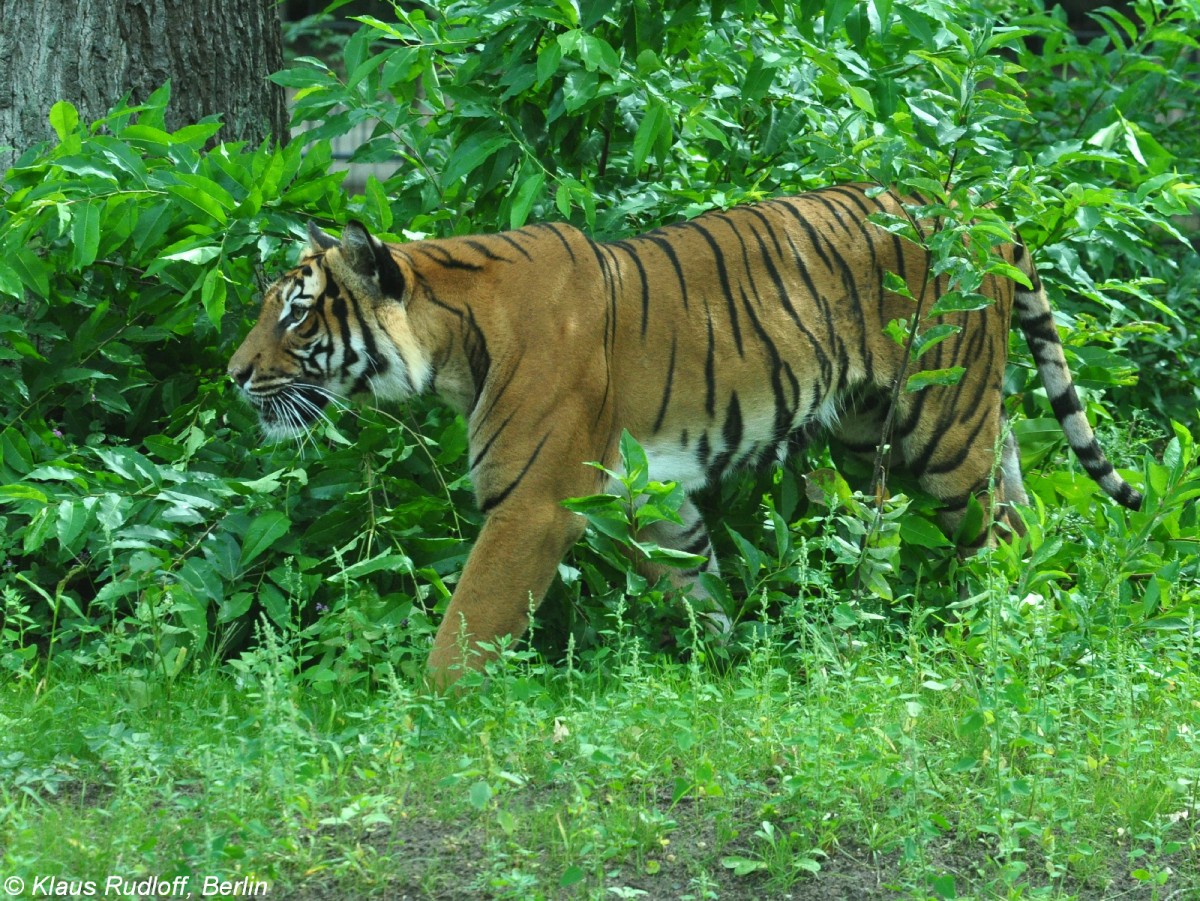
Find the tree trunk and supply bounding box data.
[0,0,288,168]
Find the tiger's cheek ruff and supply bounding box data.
[373,303,434,401]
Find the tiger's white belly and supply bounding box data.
[641,440,709,492]
[634,392,845,493]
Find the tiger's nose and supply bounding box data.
[228,362,252,388]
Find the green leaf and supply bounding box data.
[177,557,224,605]
[727,526,762,576]
[640,544,706,568]
[577,33,619,74]
[632,101,669,172]
[56,499,90,555]
[619,430,649,491]
[509,172,545,229]
[882,271,913,298]
[929,873,957,899]
[71,201,102,270]
[121,123,176,151]
[365,176,393,232]
[0,484,47,503]
[12,246,51,297]
[536,41,562,87]
[899,515,951,548]
[49,101,80,142]
[166,183,228,225]
[722,856,768,876]
[847,84,875,115]
[0,259,20,299]
[94,447,160,485]
[161,244,222,265]
[906,367,964,392]
[201,266,227,328]
[27,466,88,485]
[467,780,493,810]
[258,582,290,628]
[928,291,992,317]
[441,132,511,187]
[561,494,623,514]
[0,433,33,476]
[240,511,291,567]
[910,323,961,361]
[335,551,414,581]
[579,0,617,29]
[218,592,255,624]
[952,494,985,544]
[562,69,599,113]
[559,865,585,888]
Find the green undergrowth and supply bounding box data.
[2,588,1197,901]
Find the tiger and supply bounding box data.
[226,184,1143,687]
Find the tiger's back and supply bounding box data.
[228,183,1141,686]
[604,187,1012,502]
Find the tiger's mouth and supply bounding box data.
[245,383,332,441]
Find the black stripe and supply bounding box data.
[469,412,514,472]
[681,529,712,556]
[415,244,484,271]
[494,232,534,261]
[610,240,652,338]
[479,431,551,514]
[419,289,489,408]
[590,240,618,425]
[677,516,707,542]
[913,408,992,478]
[472,363,520,430]
[709,392,743,477]
[729,222,798,444]
[703,299,717,417]
[653,336,677,434]
[531,222,577,263]
[777,228,836,390]
[464,239,513,263]
[1049,388,1083,421]
[462,306,491,407]
[1115,482,1142,510]
[328,294,361,376]
[689,220,744,356]
[644,234,690,311]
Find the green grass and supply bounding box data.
[2,591,1197,901]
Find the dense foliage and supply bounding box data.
[1,0,1198,687]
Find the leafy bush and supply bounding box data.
[1,0,1198,682]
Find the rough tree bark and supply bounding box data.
[0,0,288,168]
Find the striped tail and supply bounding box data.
[1012,245,1143,511]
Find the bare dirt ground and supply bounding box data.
[274,794,1196,900]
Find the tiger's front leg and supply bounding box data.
[427,500,585,689]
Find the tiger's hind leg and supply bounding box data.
[902,402,1028,548]
[994,424,1029,538]
[635,497,730,634]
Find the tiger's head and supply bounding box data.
[227,221,432,441]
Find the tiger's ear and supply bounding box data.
[307,221,339,253]
[340,220,406,299]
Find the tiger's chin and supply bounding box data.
[247,385,333,444]
[259,417,313,443]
